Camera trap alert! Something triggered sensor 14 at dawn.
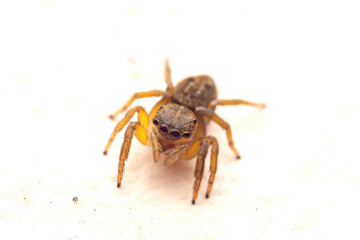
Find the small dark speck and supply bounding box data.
[72,197,78,204]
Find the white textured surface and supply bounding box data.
[1,1,360,239]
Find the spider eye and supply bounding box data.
[158,124,169,135]
[182,132,192,138]
[193,118,197,124]
[160,105,165,109]
[152,118,159,126]
[169,129,181,140]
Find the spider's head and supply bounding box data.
[152,103,197,141]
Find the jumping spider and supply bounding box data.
[103,59,265,204]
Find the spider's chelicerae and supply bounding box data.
[103,59,265,204]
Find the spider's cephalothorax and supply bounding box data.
[153,103,197,140]
[103,59,266,204]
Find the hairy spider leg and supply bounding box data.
[104,106,148,155]
[204,136,219,199]
[109,90,165,119]
[117,121,146,187]
[164,58,174,94]
[192,136,219,204]
[209,99,266,109]
[195,106,241,159]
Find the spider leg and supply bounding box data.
[117,121,146,187]
[192,141,206,204]
[192,136,219,204]
[104,106,148,155]
[109,90,165,119]
[209,99,266,109]
[164,58,174,93]
[195,106,241,159]
[205,136,219,199]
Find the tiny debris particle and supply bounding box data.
[72,197,78,204]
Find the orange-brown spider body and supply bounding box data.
[103,59,265,204]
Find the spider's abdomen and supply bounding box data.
[172,75,217,109]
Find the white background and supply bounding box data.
[1,0,360,239]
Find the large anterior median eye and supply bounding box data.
[182,131,192,138]
[169,129,181,140]
[158,124,169,135]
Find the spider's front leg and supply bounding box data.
[192,136,219,204]
[117,121,144,187]
[103,105,150,187]
[103,106,148,155]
